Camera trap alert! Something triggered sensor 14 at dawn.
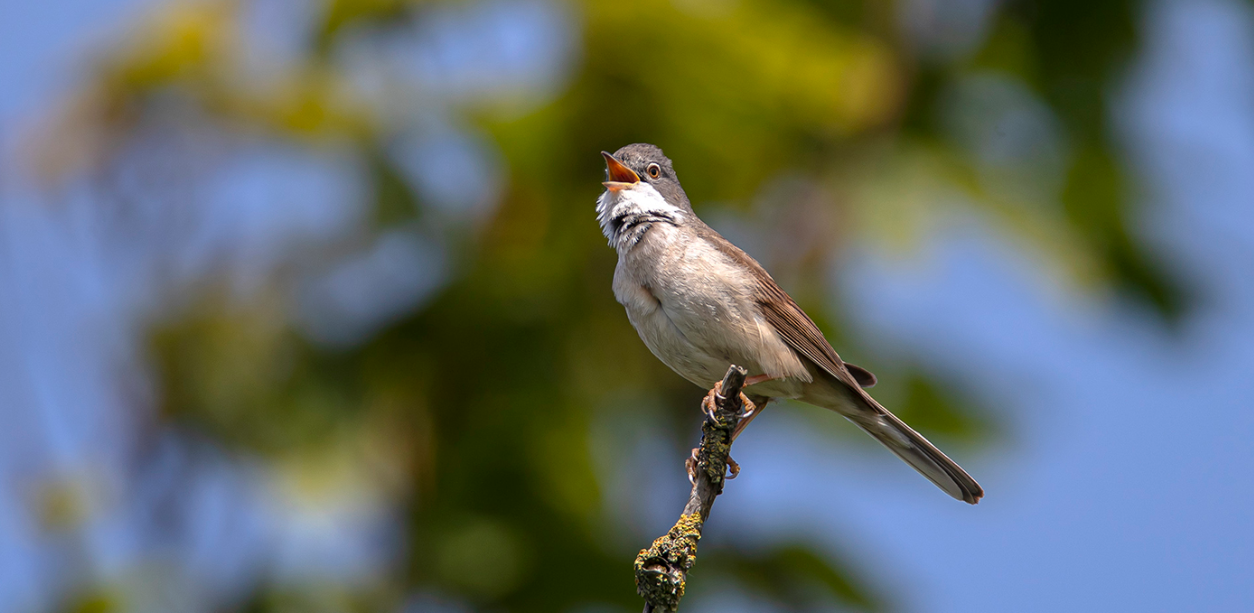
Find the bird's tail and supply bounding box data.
[841,391,984,504]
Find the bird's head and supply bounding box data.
[596,143,694,246]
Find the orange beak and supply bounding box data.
[602,151,639,192]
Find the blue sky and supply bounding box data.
[2,0,1252,611]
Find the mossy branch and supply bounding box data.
[635,365,750,612]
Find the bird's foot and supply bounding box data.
[703,381,757,426]
[685,447,699,484]
[700,385,720,423]
[730,397,761,442]
[688,445,742,481]
[695,380,759,480]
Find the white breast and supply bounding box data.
[596,183,685,248]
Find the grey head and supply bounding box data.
[604,143,694,213]
[597,143,696,247]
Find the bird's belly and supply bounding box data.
[652,293,809,395]
[619,284,809,397]
[626,302,733,388]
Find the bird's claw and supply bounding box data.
[703,382,758,425]
[696,380,757,481]
[685,447,699,484]
[730,396,759,441]
[701,383,721,423]
[739,397,757,421]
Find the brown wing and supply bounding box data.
[753,279,865,390]
[695,223,981,503]
[691,222,869,389]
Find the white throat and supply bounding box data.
[595,182,685,248]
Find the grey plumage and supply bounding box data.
[598,143,983,504]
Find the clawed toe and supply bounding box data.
[700,384,721,423]
[685,447,699,484]
[739,395,756,419]
[702,382,760,426]
[694,382,764,480]
[730,396,763,442]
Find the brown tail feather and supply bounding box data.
[834,389,983,504]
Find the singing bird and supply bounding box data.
[596,143,983,504]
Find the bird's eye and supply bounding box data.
[646,163,661,179]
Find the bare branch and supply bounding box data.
[635,365,750,612]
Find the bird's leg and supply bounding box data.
[729,374,776,444]
[731,395,768,442]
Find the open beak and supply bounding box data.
[602,151,639,192]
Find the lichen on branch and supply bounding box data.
[634,365,750,612]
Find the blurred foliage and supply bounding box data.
[23,0,1187,611]
[705,544,884,611]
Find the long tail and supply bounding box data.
[840,391,984,504]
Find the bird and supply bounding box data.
[596,143,983,504]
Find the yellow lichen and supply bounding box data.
[634,513,705,611]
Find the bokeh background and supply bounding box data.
[2,0,1252,611]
